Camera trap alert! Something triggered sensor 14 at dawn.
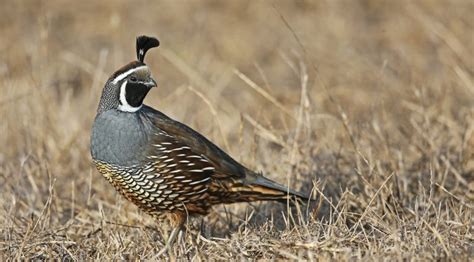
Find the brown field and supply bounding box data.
[1,0,473,260]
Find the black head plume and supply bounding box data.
[136,35,160,63]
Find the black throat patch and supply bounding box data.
[125,82,152,107]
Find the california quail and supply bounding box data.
[90,35,310,251]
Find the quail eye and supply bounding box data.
[130,76,137,82]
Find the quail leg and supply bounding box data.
[154,212,186,257]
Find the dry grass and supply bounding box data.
[1,0,473,260]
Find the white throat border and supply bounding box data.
[118,80,142,112]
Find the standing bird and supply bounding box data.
[90,36,310,253]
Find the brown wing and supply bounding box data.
[147,106,248,179]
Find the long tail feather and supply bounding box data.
[227,173,311,204]
[251,175,310,201]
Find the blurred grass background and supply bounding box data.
[0,0,473,260]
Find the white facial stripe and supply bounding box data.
[112,66,148,84]
[118,80,142,112]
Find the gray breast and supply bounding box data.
[91,109,154,166]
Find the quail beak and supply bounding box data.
[145,78,157,88]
